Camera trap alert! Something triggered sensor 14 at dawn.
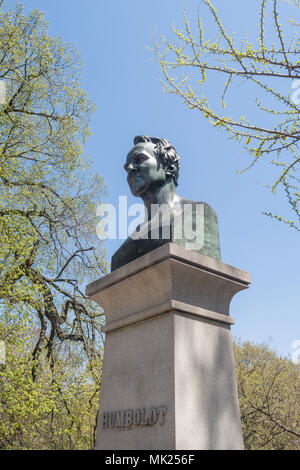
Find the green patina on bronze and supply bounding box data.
[171,201,221,260]
[111,136,221,271]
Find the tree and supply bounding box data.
[0,1,106,364]
[154,0,300,230]
[234,340,300,450]
[0,1,106,447]
[0,308,102,449]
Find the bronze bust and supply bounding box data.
[111,135,220,271]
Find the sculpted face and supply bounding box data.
[124,142,167,197]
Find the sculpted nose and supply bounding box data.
[127,162,137,174]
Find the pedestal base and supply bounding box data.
[86,243,250,450]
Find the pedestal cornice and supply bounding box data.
[86,243,251,332]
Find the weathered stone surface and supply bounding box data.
[86,243,250,450]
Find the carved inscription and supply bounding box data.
[101,405,168,429]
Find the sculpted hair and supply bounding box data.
[133,135,180,186]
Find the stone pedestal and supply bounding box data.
[86,243,251,450]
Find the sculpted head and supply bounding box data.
[124,135,180,198]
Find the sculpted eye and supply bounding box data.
[135,154,147,165]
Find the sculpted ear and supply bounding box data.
[165,163,175,178]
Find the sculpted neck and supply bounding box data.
[141,179,181,220]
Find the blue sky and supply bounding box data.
[12,0,299,358]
